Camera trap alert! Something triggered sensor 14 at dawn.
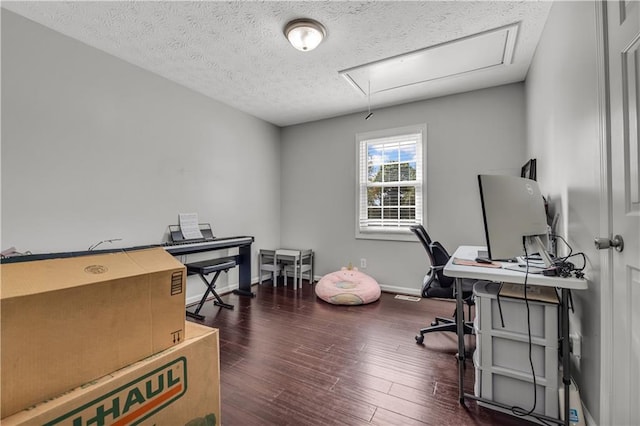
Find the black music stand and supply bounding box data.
[168,223,215,244]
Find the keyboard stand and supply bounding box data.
[185,258,237,320]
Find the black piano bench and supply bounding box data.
[185,258,237,320]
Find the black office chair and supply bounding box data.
[410,224,476,344]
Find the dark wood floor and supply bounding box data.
[187,280,534,426]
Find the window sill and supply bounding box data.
[355,230,419,242]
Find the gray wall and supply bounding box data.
[1,11,282,302]
[525,1,602,422]
[280,84,526,294]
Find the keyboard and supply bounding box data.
[163,236,254,255]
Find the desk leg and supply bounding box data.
[561,289,570,426]
[456,277,466,404]
[233,243,255,297]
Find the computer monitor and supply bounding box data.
[478,174,553,266]
[520,158,537,181]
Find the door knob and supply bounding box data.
[594,235,624,252]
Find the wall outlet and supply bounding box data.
[360,258,367,268]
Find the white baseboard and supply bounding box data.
[378,283,421,297]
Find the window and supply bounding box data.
[356,124,425,240]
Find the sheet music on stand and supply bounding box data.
[179,213,204,240]
[168,222,215,244]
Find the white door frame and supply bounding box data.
[595,1,614,424]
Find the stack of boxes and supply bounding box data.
[1,248,221,425]
[473,281,559,419]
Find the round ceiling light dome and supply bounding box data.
[284,18,326,52]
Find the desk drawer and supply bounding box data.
[478,367,559,419]
[476,330,558,380]
[474,281,558,346]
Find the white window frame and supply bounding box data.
[355,124,426,241]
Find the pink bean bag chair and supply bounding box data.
[315,267,381,305]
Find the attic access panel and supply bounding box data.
[339,23,520,96]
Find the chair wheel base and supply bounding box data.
[415,335,425,344]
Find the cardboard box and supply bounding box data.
[1,248,187,418]
[2,321,220,426]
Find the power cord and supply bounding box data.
[550,234,586,279]
[88,238,123,251]
[494,235,583,424]
[510,240,538,419]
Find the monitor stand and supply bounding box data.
[527,235,555,268]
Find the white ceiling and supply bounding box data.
[2,1,552,127]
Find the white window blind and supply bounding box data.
[357,126,424,239]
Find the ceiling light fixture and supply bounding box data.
[284,18,326,52]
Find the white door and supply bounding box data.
[603,1,640,425]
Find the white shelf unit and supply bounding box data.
[473,281,559,419]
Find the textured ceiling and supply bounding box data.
[2,1,552,127]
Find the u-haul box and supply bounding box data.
[2,321,220,426]
[1,248,186,418]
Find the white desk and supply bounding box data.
[444,246,588,426]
